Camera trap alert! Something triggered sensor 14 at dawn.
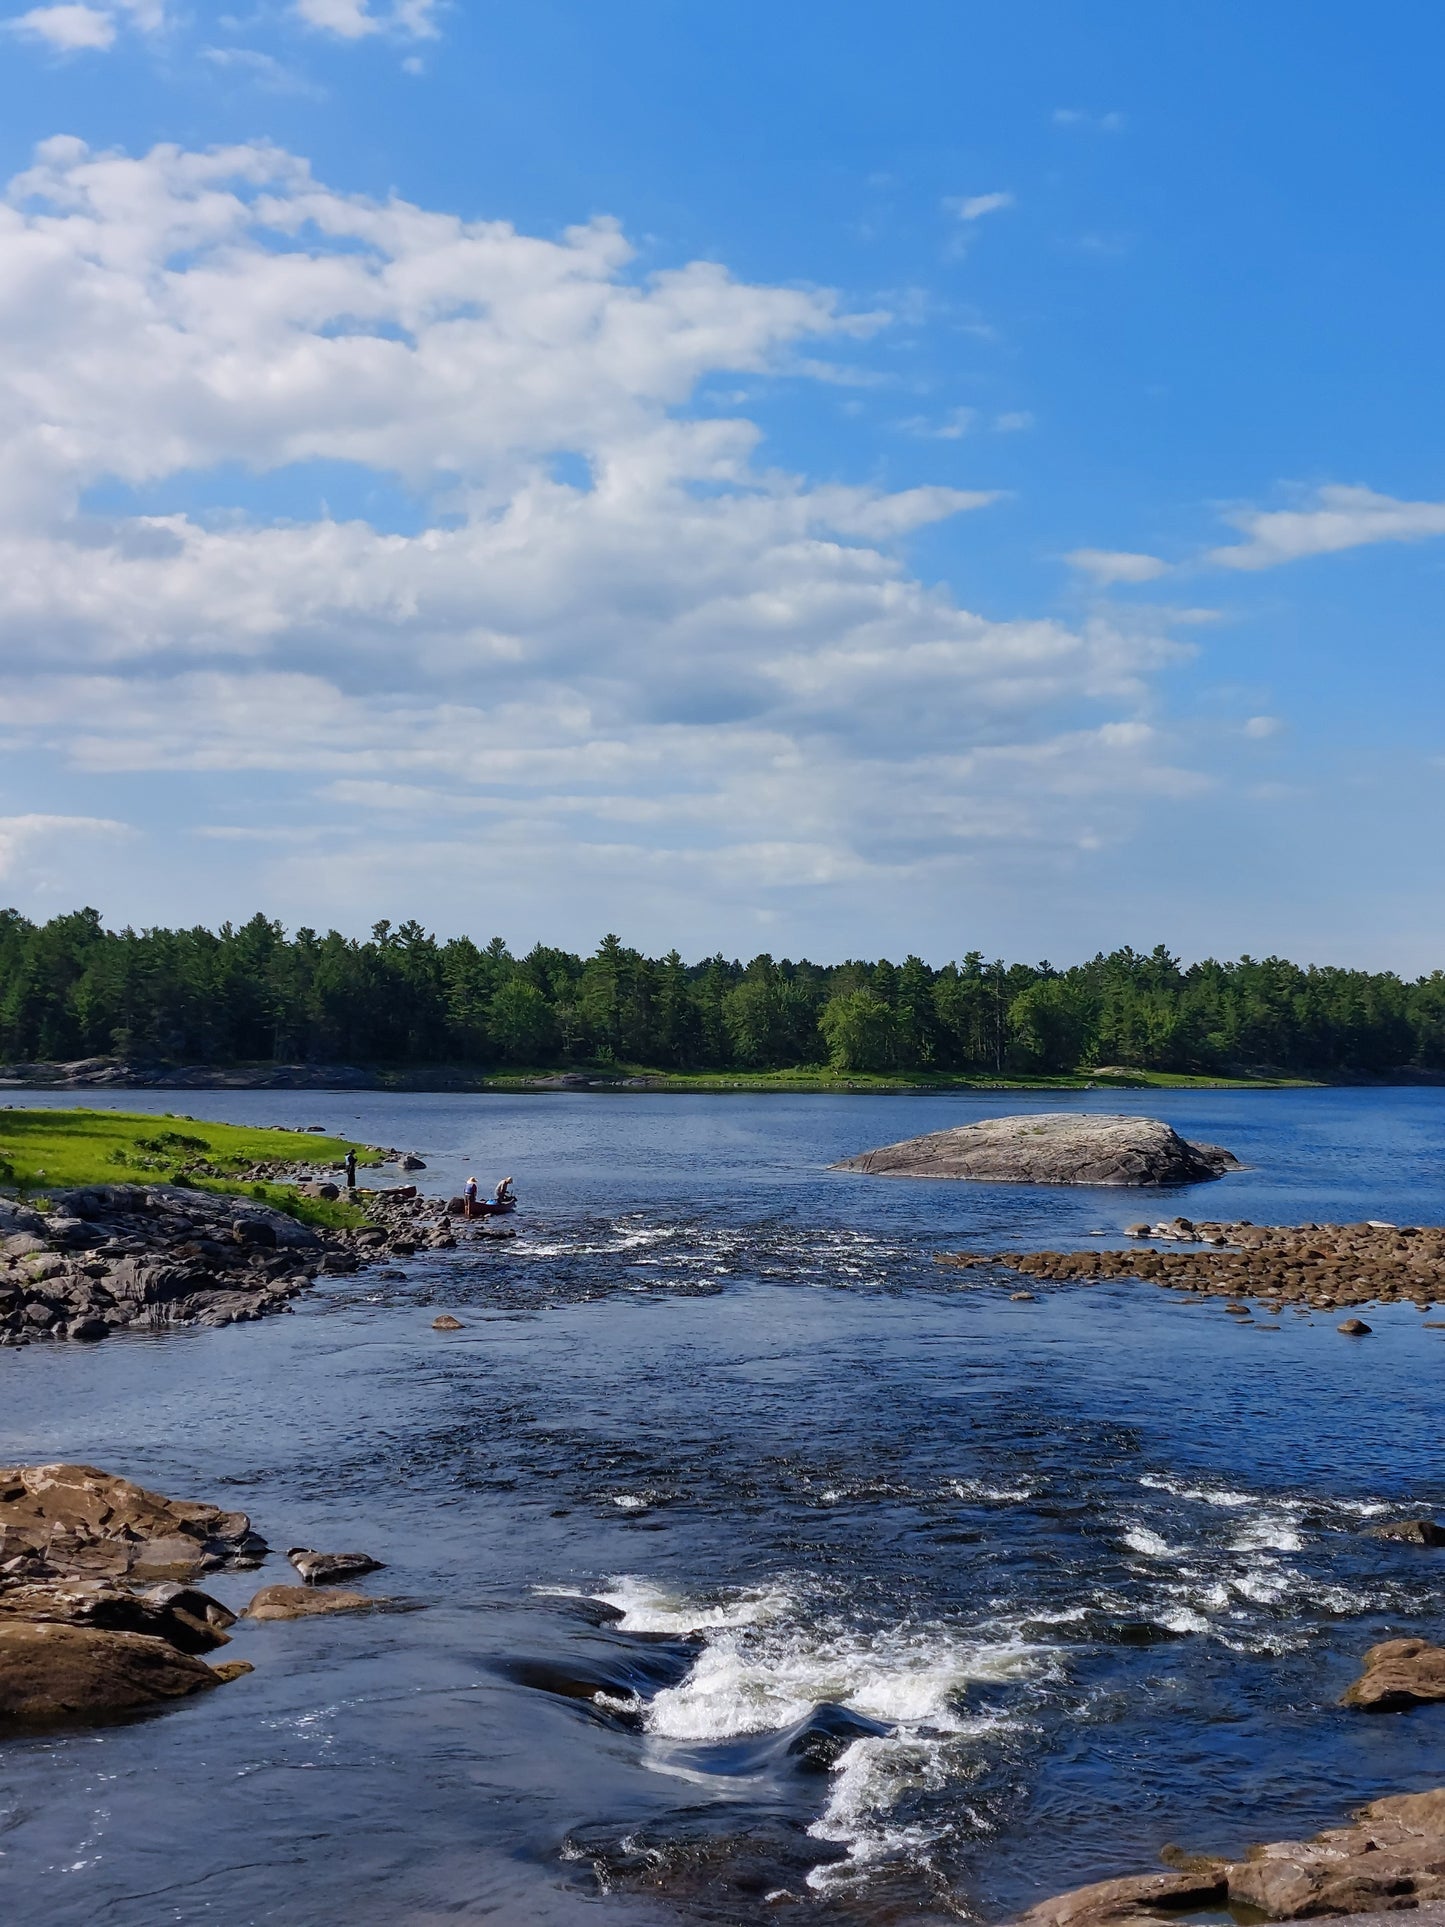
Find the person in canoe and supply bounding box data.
[493,1175,516,1208]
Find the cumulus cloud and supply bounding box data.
[1065,548,1169,585]
[1208,484,1445,570]
[7,3,116,47]
[0,813,131,881]
[0,136,1205,935]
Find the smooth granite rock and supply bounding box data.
[834,1114,1238,1188]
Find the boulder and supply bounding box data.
[0,1578,235,1653]
[244,1584,379,1621]
[1338,1317,1373,1335]
[0,1619,229,1728]
[1224,1788,1445,1916]
[1013,1788,1445,1927]
[0,1463,266,1579]
[1010,1869,1226,1927]
[433,1313,464,1330]
[1370,1518,1445,1547]
[287,1548,384,1585]
[1342,1637,1445,1710]
[833,1114,1239,1188]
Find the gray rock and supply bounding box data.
[833,1114,1238,1188]
[287,1548,384,1585]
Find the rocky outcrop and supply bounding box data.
[1342,1638,1445,1711]
[1010,1869,1226,1927]
[0,1463,265,1578]
[0,1620,235,1727]
[939,1219,1445,1309]
[1013,1788,1445,1927]
[244,1584,380,1621]
[0,1175,484,1346]
[0,1578,236,1653]
[834,1114,1238,1188]
[0,1467,266,1732]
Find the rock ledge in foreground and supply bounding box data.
[833,1113,1238,1188]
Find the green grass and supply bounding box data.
[0,1107,378,1227]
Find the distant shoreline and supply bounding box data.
[4,1057,1442,1096]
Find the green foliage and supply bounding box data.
[0,906,1441,1079]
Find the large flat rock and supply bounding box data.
[833,1113,1238,1187]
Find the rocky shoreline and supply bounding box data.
[0,1174,500,1344]
[939,1217,1445,1310]
[0,1463,389,1728]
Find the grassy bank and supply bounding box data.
[0,1107,378,1228]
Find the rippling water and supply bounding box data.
[1,1087,1444,1924]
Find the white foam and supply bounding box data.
[1228,1516,1304,1552]
[1122,1525,1181,1557]
[1139,1475,1255,1508]
[642,1618,1044,1743]
[589,1576,794,1636]
[945,1478,1035,1503]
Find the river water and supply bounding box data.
[1,1087,1443,1926]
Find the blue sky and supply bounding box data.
[0,1,1442,968]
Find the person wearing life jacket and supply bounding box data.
[463,1174,479,1219]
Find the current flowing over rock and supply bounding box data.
[833,1113,1239,1187]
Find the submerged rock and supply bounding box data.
[834,1114,1238,1188]
[1342,1637,1445,1710]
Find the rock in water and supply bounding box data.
[432,1313,464,1330]
[287,1548,384,1585]
[1342,1637,1445,1710]
[1369,1517,1445,1547]
[245,1585,380,1621]
[833,1114,1238,1188]
[0,1463,266,1579]
[0,1620,230,1728]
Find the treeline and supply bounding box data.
[2,908,1444,1078]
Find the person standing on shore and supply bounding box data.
[344,1149,357,1189]
[464,1174,478,1219]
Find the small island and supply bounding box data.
[832,1112,1239,1187]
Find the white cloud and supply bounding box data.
[1208,485,1445,571]
[0,136,1207,934]
[1243,715,1281,738]
[0,813,131,880]
[294,0,436,37]
[993,410,1034,433]
[1065,548,1169,586]
[7,3,115,47]
[949,192,1015,222]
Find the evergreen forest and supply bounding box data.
[3,907,1444,1079]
